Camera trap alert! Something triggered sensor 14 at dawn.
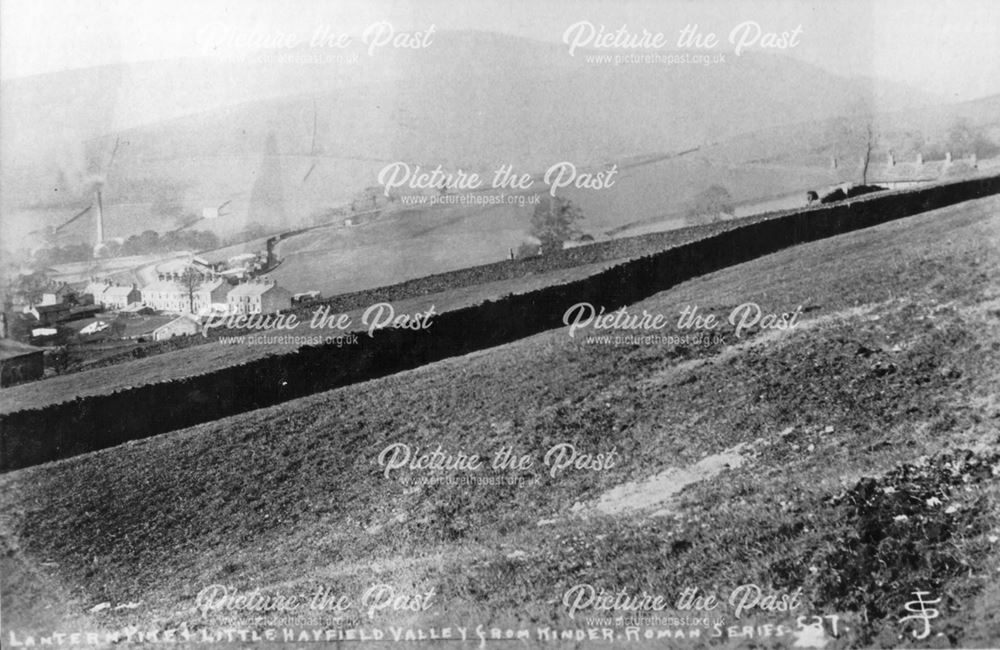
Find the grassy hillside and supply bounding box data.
[2,31,933,253]
[266,151,852,297]
[0,201,813,413]
[3,194,999,646]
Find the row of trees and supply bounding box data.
[99,229,220,258]
[32,243,95,267]
[32,229,221,267]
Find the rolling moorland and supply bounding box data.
[2,194,999,647]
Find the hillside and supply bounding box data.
[266,151,851,297]
[3,194,999,646]
[0,205,792,414]
[1,31,933,254]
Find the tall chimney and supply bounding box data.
[95,189,104,245]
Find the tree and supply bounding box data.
[516,240,541,259]
[686,185,734,224]
[122,230,161,255]
[529,195,584,251]
[97,240,122,258]
[826,105,877,184]
[179,267,203,314]
[860,123,875,185]
[11,271,49,306]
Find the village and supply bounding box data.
[0,258,313,387]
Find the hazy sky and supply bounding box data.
[2,0,999,101]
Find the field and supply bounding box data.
[264,150,849,297]
[3,194,999,647]
[0,198,823,414]
[0,259,617,412]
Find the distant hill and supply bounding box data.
[1,30,936,250]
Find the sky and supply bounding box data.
[1,0,999,101]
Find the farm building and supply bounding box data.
[227,279,292,315]
[24,302,72,326]
[152,314,201,341]
[0,338,44,387]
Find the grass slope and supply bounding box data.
[2,195,1000,647]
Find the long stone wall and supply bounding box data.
[3,175,998,472]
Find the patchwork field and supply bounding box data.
[3,194,999,647]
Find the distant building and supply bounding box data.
[82,279,113,306]
[24,302,72,326]
[142,273,233,315]
[40,284,75,306]
[118,316,172,340]
[152,314,201,341]
[292,290,322,305]
[868,151,977,191]
[65,304,102,321]
[192,278,230,316]
[0,338,44,387]
[227,279,292,315]
[141,276,189,313]
[101,284,142,311]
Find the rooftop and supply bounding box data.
[35,303,72,313]
[0,338,44,360]
[153,315,200,333]
[228,281,286,298]
[83,281,111,295]
[120,316,178,338]
[142,280,183,293]
[194,279,226,293]
[103,285,139,298]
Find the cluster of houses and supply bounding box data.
[84,273,293,317]
[6,272,296,348]
[0,270,305,386]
